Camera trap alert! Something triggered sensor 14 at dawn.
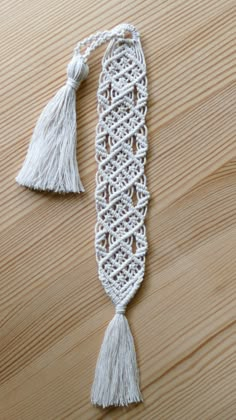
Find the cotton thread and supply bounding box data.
[92,25,149,407]
[15,24,149,408]
[116,305,126,314]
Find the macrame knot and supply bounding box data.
[115,305,126,315]
[66,54,89,91]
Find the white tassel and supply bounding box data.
[16,54,89,193]
[91,306,142,408]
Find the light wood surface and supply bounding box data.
[0,0,235,419]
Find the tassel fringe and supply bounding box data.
[16,55,89,193]
[91,310,142,408]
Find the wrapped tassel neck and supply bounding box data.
[66,54,89,90]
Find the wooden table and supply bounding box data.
[0,0,235,418]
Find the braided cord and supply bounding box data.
[74,24,140,60]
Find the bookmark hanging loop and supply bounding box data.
[75,24,139,60]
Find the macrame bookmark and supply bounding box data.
[16,24,149,407]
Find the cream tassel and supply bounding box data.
[16,54,89,193]
[91,306,142,408]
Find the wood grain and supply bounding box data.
[0,0,236,419]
